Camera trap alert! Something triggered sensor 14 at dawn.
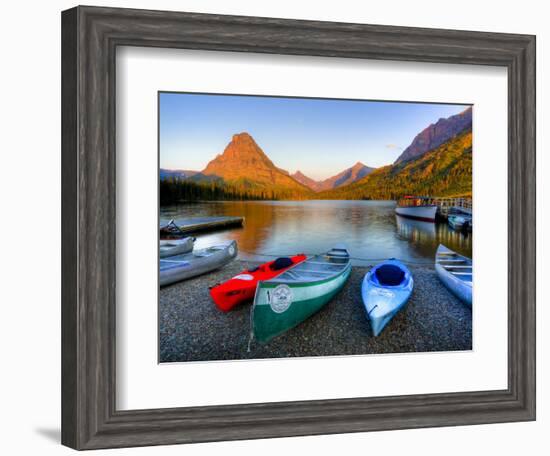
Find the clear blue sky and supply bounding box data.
[159,92,468,181]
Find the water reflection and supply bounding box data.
[395,215,471,259]
[160,200,472,264]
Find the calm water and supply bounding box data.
[160,200,472,265]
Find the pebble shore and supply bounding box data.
[159,260,472,363]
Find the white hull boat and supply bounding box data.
[395,205,437,222]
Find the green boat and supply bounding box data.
[251,245,352,343]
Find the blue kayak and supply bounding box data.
[361,259,414,336]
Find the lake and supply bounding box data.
[160,200,472,265]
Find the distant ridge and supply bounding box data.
[394,107,472,164]
[159,168,198,181]
[292,162,376,192]
[291,170,322,192]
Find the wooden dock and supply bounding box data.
[161,216,244,234]
[431,197,472,219]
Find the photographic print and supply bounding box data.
[159,92,473,363]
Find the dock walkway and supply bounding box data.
[160,216,244,234]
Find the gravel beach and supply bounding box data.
[159,260,472,362]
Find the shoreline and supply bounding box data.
[160,260,472,363]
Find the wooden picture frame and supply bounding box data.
[61,5,536,450]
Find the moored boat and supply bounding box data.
[395,196,437,222]
[210,254,307,311]
[159,237,195,258]
[159,240,238,287]
[448,214,472,232]
[251,245,352,343]
[361,259,413,336]
[435,244,472,307]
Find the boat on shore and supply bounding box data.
[395,196,437,222]
[159,237,195,258]
[361,259,414,336]
[435,244,472,307]
[159,240,238,287]
[210,254,307,311]
[251,245,352,343]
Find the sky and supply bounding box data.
[159,92,469,181]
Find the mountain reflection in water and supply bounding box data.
[160,200,472,265]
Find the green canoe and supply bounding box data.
[251,245,352,343]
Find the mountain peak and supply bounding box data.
[200,133,310,194]
[394,107,472,164]
[232,132,254,143]
[291,163,376,192]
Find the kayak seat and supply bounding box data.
[271,257,294,271]
[375,264,405,286]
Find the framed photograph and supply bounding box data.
[61,6,536,450]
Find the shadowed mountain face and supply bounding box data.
[394,107,472,164]
[292,162,375,192]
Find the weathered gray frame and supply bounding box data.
[61,5,536,450]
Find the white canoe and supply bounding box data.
[159,237,195,258]
[435,244,472,307]
[159,240,238,287]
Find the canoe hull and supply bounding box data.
[252,262,351,343]
[395,205,437,222]
[435,245,472,307]
[159,241,237,287]
[159,237,195,258]
[361,260,413,336]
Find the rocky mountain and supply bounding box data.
[194,132,312,199]
[394,107,472,164]
[292,162,376,192]
[318,128,472,200]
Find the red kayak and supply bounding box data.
[210,254,307,311]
